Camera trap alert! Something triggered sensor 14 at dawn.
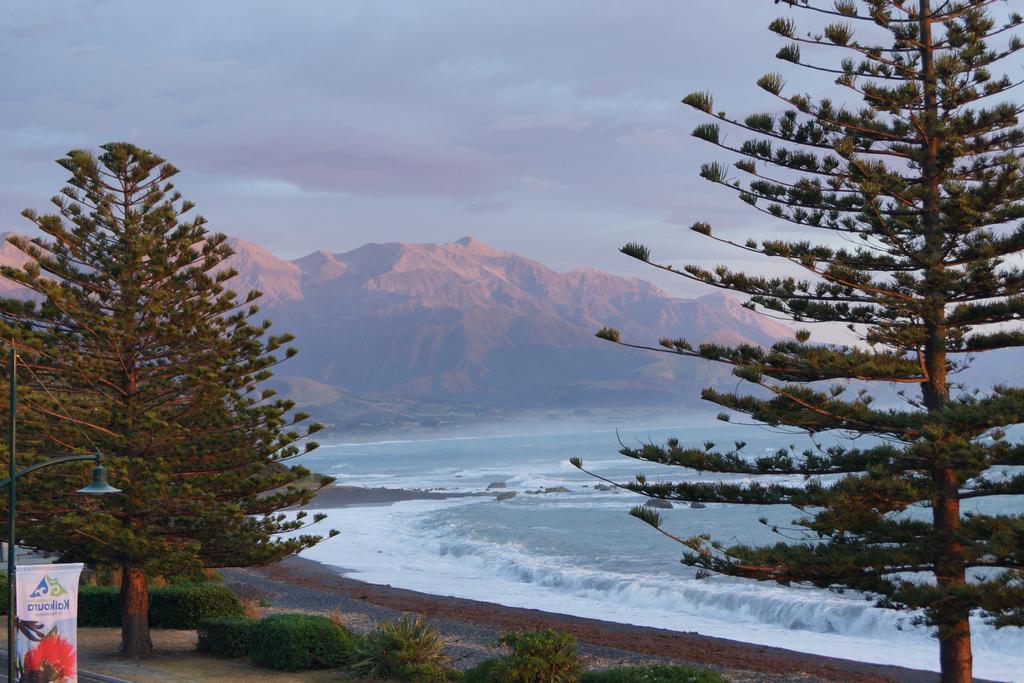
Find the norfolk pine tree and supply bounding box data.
[0,143,336,656]
[571,2,1024,681]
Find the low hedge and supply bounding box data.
[581,664,728,683]
[76,583,243,628]
[78,587,120,626]
[149,583,244,629]
[2,578,241,628]
[1,582,119,623]
[249,613,356,671]
[196,617,255,658]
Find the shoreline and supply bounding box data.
[288,485,990,682]
[256,555,970,683]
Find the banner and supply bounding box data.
[15,563,83,683]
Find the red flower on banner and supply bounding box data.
[21,632,76,683]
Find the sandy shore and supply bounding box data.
[261,486,979,683]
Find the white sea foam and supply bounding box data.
[295,425,1023,682]
[302,499,1023,682]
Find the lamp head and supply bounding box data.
[77,463,120,495]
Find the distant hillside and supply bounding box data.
[0,232,795,431]
[0,232,37,299]
[223,236,791,419]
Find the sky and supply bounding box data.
[2,1,882,296]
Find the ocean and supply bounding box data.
[294,417,1023,682]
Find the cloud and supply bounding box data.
[662,216,693,227]
[616,128,690,152]
[225,178,309,197]
[490,114,590,131]
[183,125,514,198]
[0,0,802,278]
[462,198,512,214]
[519,175,564,192]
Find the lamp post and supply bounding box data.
[5,345,120,680]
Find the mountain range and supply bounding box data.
[222,236,794,426]
[0,232,793,432]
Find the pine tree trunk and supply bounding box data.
[924,337,971,683]
[933,467,971,683]
[936,586,973,682]
[120,565,153,657]
[938,634,972,683]
[925,355,973,683]
[918,3,971,681]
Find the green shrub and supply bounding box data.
[79,586,120,627]
[165,567,221,585]
[460,658,503,683]
[581,664,728,683]
[76,583,242,628]
[389,661,459,682]
[476,629,582,683]
[0,574,7,614]
[249,613,355,671]
[196,617,255,658]
[149,583,243,628]
[349,616,454,681]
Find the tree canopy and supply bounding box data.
[574,3,1024,681]
[0,143,335,655]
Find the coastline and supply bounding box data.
[252,555,965,683]
[263,485,994,683]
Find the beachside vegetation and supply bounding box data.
[148,582,247,629]
[580,664,727,683]
[196,616,256,658]
[75,583,244,629]
[0,143,336,656]
[459,659,504,683]
[577,3,1024,682]
[248,612,355,671]
[348,615,456,681]
[201,617,729,681]
[462,629,584,683]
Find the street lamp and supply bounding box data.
[5,345,121,680]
